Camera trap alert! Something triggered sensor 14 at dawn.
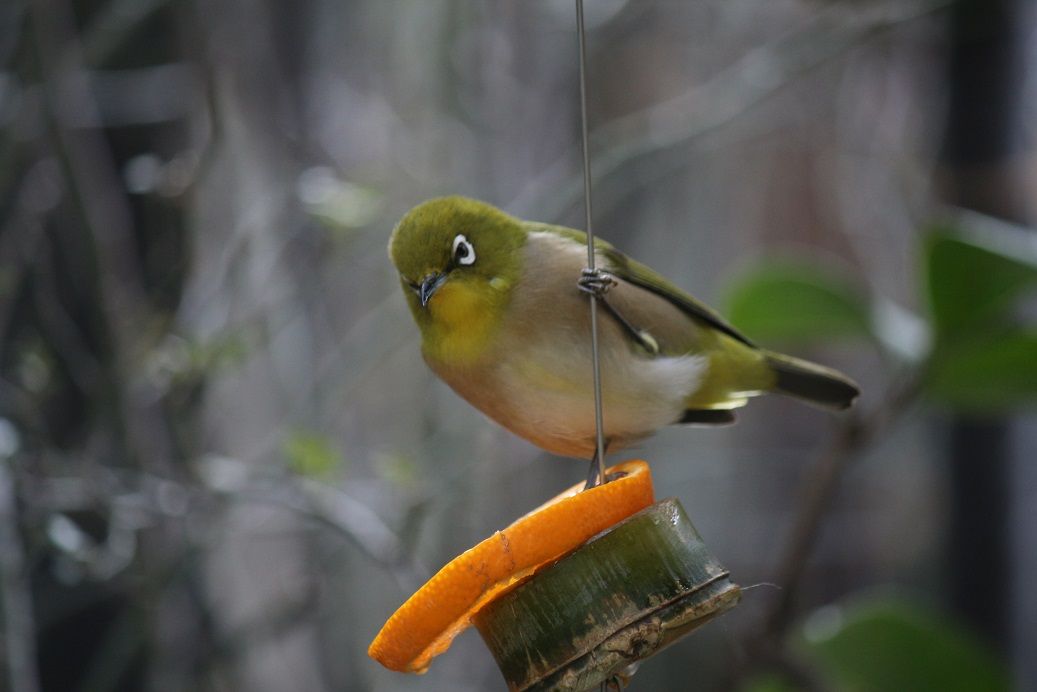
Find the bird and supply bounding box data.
[388,195,859,470]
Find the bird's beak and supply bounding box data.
[419,273,447,307]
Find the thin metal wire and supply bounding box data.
[575,0,607,489]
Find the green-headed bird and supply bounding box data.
[389,196,859,462]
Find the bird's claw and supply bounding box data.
[577,268,616,298]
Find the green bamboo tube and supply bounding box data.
[473,498,740,691]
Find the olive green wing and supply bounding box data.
[533,222,755,349]
[602,247,756,349]
[530,222,778,417]
[525,222,858,412]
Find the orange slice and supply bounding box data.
[368,460,655,673]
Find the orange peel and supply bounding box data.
[368,460,655,673]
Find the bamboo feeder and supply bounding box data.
[473,498,741,691]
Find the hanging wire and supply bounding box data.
[575,0,608,489]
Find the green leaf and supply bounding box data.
[925,226,1037,337]
[926,331,1037,413]
[723,261,872,344]
[283,430,343,479]
[801,599,1009,692]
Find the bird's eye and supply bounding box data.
[452,234,476,266]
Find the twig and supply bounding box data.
[242,476,428,594]
[28,0,176,474]
[0,460,41,692]
[763,415,867,637]
[734,374,924,692]
[81,0,174,66]
[763,374,924,637]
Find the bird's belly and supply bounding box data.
[428,343,707,459]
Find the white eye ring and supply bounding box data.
[452,234,476,266]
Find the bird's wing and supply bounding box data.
[533,222,755,349]
[603,248,756,348]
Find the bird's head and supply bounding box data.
[388,196,527,342]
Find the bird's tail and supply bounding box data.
[764,351,859,410]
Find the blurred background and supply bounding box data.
[2,0,1036,690]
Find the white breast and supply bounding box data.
[479,231,707,458]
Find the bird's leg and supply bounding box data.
[583,438,610,490]
[579,267,614,492]
[584,453,600,490]
[577,267,617,298]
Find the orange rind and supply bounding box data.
[367,460,655,673]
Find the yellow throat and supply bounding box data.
[421,277,510,366]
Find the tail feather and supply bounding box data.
[765,351,860,410]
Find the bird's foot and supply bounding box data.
[584,457,600,490]
[577,267,617,298]
[582,441,610,490]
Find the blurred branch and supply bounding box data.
[0,461,41,692]
[28,0,176,472]
[754,372,924,649]
[512,0,950,222]
[81,0,173,66]
[29,0,147,325]
[0,222,31,361]
[34,460,410,559]
[25,456,428,594]
[76,605,144,692]
[234,475,428,593]
[32,227,106,393]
